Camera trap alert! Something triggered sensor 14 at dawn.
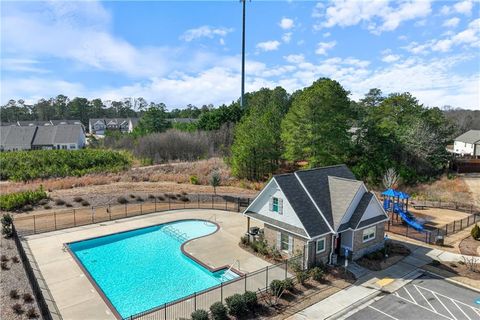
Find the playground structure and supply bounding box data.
[382,188,425,232]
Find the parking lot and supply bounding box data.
[347,273,480,320]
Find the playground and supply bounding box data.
[382,188,479,244]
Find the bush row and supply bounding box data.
[0,149,132,181]
[0,187,48,211]
[191,291,258,320]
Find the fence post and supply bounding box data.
[155,198,157,211]
[221,282,223,303]
[194,292,197,311]
[108,205,111,220]
[164,303,167,320]
[445,224,448,236]
[197,195,200,208]
[54,212,57,230]
[266,265,269,289]
[245,274,247,292]
[33,215,36,234]
[460,219,463,230]
[425,231,428,243]
[212,195,214,209]
[91,207,94,223]
[74,209,76,226]
[140,204,143,214]
[125,203,127,217]
[225,199,228,211]
[237,197,240,212]
[453,221,456,233]
[169,198,171,210]
[285,259,288,280]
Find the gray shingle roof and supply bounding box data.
[329,177,363,231]
[295,165,356,228]
[0,126,36,148]
[275,174,332,238]
[338,192,373,232]
[357,215,388,229]
[455,130,480,144]
[32,124,84,146]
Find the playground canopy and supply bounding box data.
[381,188,410,200]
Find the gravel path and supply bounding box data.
[0,236,42,320]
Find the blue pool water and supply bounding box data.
[68,220,239,318]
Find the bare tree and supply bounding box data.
[382,168,399,189]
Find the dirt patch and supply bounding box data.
[356,242,411,271]
[407,207,472,228]
[403,175,473,203]
[0,236,42,320]
[425,259,480,281]
[459,236,480,256]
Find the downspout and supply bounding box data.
[329,233,336,265]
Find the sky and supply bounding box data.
[1,0,479,110]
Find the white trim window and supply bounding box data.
[362,226,376,243]
[316,237,326,253]
[280,232,289,252]
[272,197,279,212]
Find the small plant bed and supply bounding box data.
[425,258,480,281]
[239,236,285,264]
[356,242,411,271]
[459,235,480,256]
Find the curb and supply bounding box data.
[324,290,381,320]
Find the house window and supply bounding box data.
[272,197,279,212]
[61,145,67,150]
[69,144,76,149]
[362,226,376,243]
[316,238,326,253]
[280,233,289,251]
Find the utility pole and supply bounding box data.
[240,0,247,109]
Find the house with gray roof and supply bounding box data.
[32,124,86,150]
[453,130,480,157]
[0,126,37,151]
[88,118,138,135]
[244,164,388,267]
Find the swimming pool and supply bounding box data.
[68,220,239,318]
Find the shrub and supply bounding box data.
[23,205,34,211]
[181,191,188,195]
[10,289,20,299]
[240,235,248,246]
[309,267,324,282]
[191,309,209,320]
[38,199,49,205]
[1,213,13,237]
[23,293,34,303]
[65,203,73,207]
[179,196,189,202]
[157,196,165,201]
[190,175,199,185]
[0,149,132,182]
[26,307,38,318]
[129,194,136,199]
[43,205,52,210]
[471,224,480,240]
[12,303,23,314]
[296,270,309,285]
[225,293,247,317]
[1,254,9,262]
[73,196,83,203]
[243,291,258,311]
[12,256,19,263]
[0,187,48,211]
[283,278,294,291]
[81,200,90,207]
[136,197,144,202]
[210,301,228,320]
[54,199,66,205]
[1,261,9,270]
[270,279,284,296]
[148,194,155,199]
[117,197,128,204]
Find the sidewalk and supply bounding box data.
[287,240,478,320]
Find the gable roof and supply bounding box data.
[32,124,84,146]
[0,126,36,148]
[338,192,373,232]
[274,174,331,238]
[455,130,480,144]
[328,177,364,231]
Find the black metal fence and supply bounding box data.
[11,225,55,320]
[13,194,252,236]
[125,255,304,320]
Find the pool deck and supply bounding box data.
[24,209,267,320]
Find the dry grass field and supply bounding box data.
[403,175,473,204]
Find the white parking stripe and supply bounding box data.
[403,287,417,304]
[393,294,453,320]
[368,306,399,320]
[414,285,437,313]
[414,284,480,313]
[452,300,471,320]
[433,293,457,320]
[472,307,480,318]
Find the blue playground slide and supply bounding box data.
[384,199,424,231]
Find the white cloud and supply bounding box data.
[282,32,292,43]
[284,54,305,64]
[315,41,336,55]
[181,26,233,42]
[279,17,294,30]
[440,5,451,15]
[1,58,49,73]
[256,40,281,52]
[323,32,331,38]
[454,1,473,15]
[443,17,460,28]
[314,0,432,34]
[382,54,400,63]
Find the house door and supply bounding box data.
[335,234,342,255]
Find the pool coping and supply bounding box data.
[64,218,243,319]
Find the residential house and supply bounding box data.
[32,124,86,150]
[88,118,138,135]
[244,165,388,267]
[0,126,37,151]
[453,130,480,157]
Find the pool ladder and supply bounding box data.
[163,225,189,242]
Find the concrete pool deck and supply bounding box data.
[24,209,268,320]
